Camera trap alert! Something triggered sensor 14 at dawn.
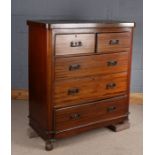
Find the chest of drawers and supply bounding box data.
[27,20,135,150]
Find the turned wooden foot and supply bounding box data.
[45,140,53,151]
[108,120,130,132]
[27,128,38,138]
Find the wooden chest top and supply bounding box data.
[27,20,135,29]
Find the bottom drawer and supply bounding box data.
[54,96,128,132]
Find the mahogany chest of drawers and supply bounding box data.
[27,20,135,150]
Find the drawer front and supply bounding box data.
[54,72,128,107]
[97,32,131,52]
[55,34,95,55]
[55,52,129,80]
[54,96,128,131]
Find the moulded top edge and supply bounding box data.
[27,20,135,29]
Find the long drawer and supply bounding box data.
[54,72,128,107]
[97,32,131,53]
[55,52,129,80]
[54,96,128,132]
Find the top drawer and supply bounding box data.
[55,34,95,55]
[97,32,131,53]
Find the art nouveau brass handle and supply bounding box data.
[107,106,117,112]
[69,64,80,71]
[107,60,117,66]
[68,88,79,95]
[106,83,116,89]
[109,39,119,45]
[70,113,81,120]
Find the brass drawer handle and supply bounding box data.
[107,106,117,112]
[69,64,80,71]
[109,39,119,45]
[68,88,79,95]
[70,41,82,47]
[70,113,81,120]
[106,83,116,89]
[107,60,117,66]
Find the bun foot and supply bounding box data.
[108,120,130,132]
[45,140,53,151]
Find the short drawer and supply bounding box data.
[55,52,129,79]
[54,96,128,132]
[54,72,128,107]
[55,34,95,55]
[97,32,131,53]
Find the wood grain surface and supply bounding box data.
[55,52,129,80]
[97,32,131,53]
[55,34,95,55]
[54,72,128,107]
[28,25,54,140]
[54,96,128,132]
